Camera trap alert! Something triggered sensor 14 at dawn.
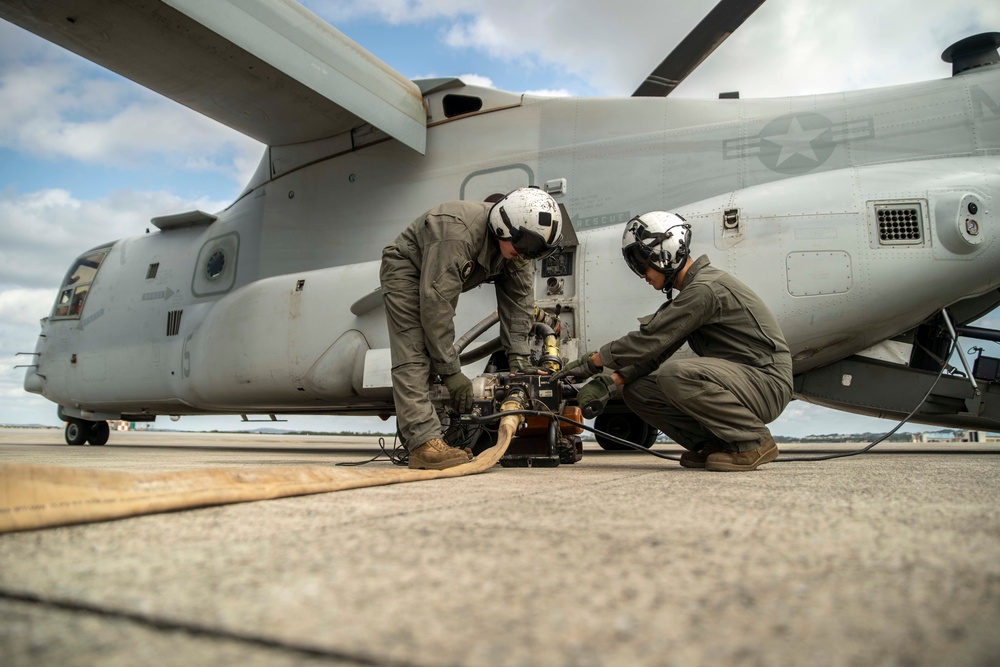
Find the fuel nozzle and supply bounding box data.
[581,393,609,419]
[530,317,562,373]
[501,384,530,413]
[498,384,529,432]
[575,375,615,419]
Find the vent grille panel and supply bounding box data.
[167,310,183,336]
[875,204,923,245]
[146,262,159,279]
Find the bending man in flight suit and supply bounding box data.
[380,188,563,470]
[554,212,793,472]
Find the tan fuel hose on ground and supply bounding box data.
[0,412,524,534]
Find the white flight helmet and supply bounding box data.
[487,187,563,260]
[621,211,692,287]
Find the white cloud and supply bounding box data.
[425,1,713,95]
[0,292,55,424]
[0,288,56,327]
[0,186,232,428]
[304,0,1000,97]
[675,1,1000,99]
[0,188,230,290]
[456,73,494,87]
[303,0,718,93]
[0,25,263,183]
[0,295,50,367]
[303,0,479,24]
[524,88,572,98]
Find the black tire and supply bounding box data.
[65,419,89,446]
[642,427,659,449]
[594,413,653,451]
[88,421,110,446]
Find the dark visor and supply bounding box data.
[513,228,562,260]
[623,242,653,277]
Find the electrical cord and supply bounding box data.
[335,435,409,467]
[342,341,970,467]
[441,423,487,459]
[777,339,957,462]
[471,339,964,464]
[337,418,488,467]
[465,409,682,461]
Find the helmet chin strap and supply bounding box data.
[659,270,678,303]
[657,242,690,302]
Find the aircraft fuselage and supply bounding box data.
[25,66,1000,424]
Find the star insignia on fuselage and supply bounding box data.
[722,112,874,175]
[761,115,831,169]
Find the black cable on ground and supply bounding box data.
[466,409,682,461]
[777,340,958,462]
[470,340,965,464]
[335,436,409,467]
[345,340,972,467]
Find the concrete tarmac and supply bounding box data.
[1,426,999,667]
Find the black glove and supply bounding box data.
[577,375,616,419]
[508,354,547,375]
[551,351,601,382]
[442,372,474,414]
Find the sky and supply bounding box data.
[2,0,1000,437]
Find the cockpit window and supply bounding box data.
[52,248,110,319]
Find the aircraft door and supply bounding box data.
[459,164,533,202]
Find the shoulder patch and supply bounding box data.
[460,260,475,281]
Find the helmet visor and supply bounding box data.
[513,228,562,260]
[623,242,653,277]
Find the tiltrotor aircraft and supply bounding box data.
[6,0,1000,449]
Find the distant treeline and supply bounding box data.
[1,425,956,443]
[773,432,924,444]
[205,430,397,437]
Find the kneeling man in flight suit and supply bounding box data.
[554,212,793,472]
[380,188,563,470]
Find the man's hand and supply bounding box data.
[508,354,547,375]
[551,351,602,382]
[577,375,616,419]
[442,372,474,414]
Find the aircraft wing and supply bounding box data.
[0,0,426,153]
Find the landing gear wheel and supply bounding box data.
[594,413,654,451]
[88,421,110,446]
[65,419,89,446]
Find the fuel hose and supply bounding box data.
[0,413,525,534]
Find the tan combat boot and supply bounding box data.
[705,438,779,472]
[678,443,725,469]
[408,438,472,470]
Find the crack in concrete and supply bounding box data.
[0,588,427,667]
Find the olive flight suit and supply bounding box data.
[598,255,793,453]
[380,201,534,449]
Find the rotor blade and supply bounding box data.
[632,0,766,97]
